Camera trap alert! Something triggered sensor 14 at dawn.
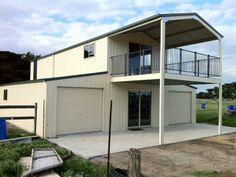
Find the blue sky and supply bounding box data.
[0,0,235,91]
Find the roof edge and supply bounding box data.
[44,71,108,82]
[186,85,198,89]
[0,72,108,87]
[0,79,45,87]
[36,12,223,61]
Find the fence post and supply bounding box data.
[34,102,38,134]
[194,52,197,76]
[128,148,141,177]
[125,54,127,76]
[179,49,182,74]
[107,100,113,177]
[198,60,200,77]
[207,55,210,77]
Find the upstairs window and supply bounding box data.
[3,89,7,100]
[84,43,95,58]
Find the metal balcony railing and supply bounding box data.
[166,48,220,78]
[111,47,220,78]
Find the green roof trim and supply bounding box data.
[0,79,45,87]
[43,71,108,81]
[36,12,223,61]
[186,85,198,89]
[0,72,108,87]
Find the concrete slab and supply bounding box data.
[48,124,236,159]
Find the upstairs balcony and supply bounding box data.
[111,47,220,80]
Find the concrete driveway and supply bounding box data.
[48,124,236,159]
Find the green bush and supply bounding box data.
[61,156,107,177]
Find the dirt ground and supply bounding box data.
[93,133,236,177]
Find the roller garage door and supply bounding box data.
[167,91,191,124]
[56,87,103,135]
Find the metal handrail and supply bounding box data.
[111,47,158,59]
[177,48,220,59]
[165,58,220,66]
[111,47,220,78]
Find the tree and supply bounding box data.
[0,51,41,84]
[21,52,41,62]
[197,82,236,99]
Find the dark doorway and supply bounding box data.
[128,90,151,128]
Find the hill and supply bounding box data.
[0,51,30,84]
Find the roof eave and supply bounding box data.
[36,12,223,61]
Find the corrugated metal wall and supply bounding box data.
[32,37,108,80]
[45,74,111,138]
[108,32,160,73]
[0,82,46,137]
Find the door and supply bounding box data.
[167,91,191,124]
[129,43,152,75]
[129,43,140,75]
[141,45,152,74]
[56,87,103,135]
[128,90,151,128]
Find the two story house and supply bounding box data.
[0,13,223,144]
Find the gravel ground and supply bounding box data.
[93,133,236,177]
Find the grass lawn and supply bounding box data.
[197,99,236,127]
[7,123,35,139]
[0,124,107,177]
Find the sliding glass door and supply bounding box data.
[128,90,151,128]
[129,43,152,75]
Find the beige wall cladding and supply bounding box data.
[33,38,108,80]
[111,84,196,130]
[108,32,160,72]
[0,82,46,137]
[37,55,54,79]
[45,73,111,138]
[111,82,160,130]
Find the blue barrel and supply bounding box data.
[227,105,236,111]
[201,103,206,109]
[0,118,7,140]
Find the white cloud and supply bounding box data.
[0,0,235,86]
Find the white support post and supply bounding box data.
[218,39,223,134]
[159,18,166,145]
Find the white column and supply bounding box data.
[218,39,223,134]
[159,18,166,145]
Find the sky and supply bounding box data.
[0,0,236,91]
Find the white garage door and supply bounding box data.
[56,87,103,135]
[167,91,191,124]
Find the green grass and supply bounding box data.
[0,124,108,177]
[0,139,107,177]
[191,170,218,177]
[197,99,236,127]
[7,123,34,139]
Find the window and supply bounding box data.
[84,43,95,58]
[3,89,7,100]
